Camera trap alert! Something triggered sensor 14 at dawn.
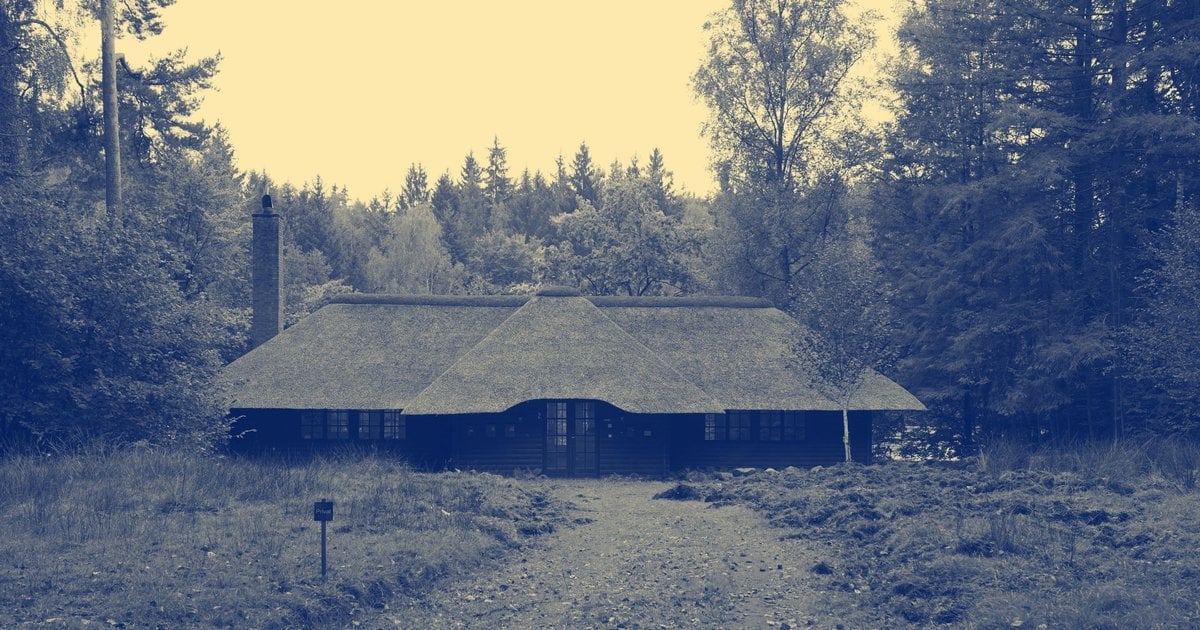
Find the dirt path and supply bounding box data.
[389,480,827,629]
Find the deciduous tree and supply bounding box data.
[694,0,875,304]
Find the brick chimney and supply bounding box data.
[250,194,283,349]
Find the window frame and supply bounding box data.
[382,411,405,440]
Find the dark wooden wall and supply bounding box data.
[231,406,873,476]
[449,411,543,474]
[229,408,451,467]
[669,411,872,470]
[447,402,670,476]
[597,414,669,477]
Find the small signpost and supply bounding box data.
[313,499,334,579]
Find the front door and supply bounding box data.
[544,401,597,476]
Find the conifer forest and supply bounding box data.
[2,0,1199,455]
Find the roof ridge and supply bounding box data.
[589,295,773,308]
[331,294,530,307]
[329,293,774,309]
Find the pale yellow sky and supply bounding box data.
[114,1,900,200]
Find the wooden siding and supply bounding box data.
[597,414,669,477]
[231,406,872,476]
[669,411,872,470]
[229,408,451,467]
[450,412,543,474]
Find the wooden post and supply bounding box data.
[842,407,852,463]
[313,499,334,580]
[320,520,327,580]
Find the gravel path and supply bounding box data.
[391,480,827,629]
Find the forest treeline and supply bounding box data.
[1,0,1197,453]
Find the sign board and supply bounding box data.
[313,500,334,522]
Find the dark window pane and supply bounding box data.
[383,411,405,440]
[729,411,751,441]
[301,411,323,440]
[327,410,349,440]
[760,411,782,441]
[359,411,381,440]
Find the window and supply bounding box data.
[359,411,382,440]
[301,411,324,440]
[382,411,405,440]
[706,411,806,442]
[704,413,727,441]
[783,411,806,441]
[545,402,569,472]
[760,411,783,441]
[728,411,752,441]
[547,402,568,448]
[327,410,350,440]
[302,410,354,440]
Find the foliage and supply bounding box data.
[693,0,873,188]
[0,1,249,448]
[873,0,1200,447]
[693,0,876,305]
[548,176,707,296]
[116,47,221,163]
[400,163,429,209]
[0,191,229,448]
[484,136,512,212]
[1126,208,1200,436]
[568,142,602,207]
[790,232,897,406]
[365,203,468,294]
[468,231,544,290]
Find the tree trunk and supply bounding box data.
[0,5,26,178]
[842,406,852,463]
[100,0,121,220]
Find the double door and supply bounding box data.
[544,401,596,476]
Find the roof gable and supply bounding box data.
[401,295,726,415]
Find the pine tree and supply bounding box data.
[400,163,429,209]
[457,151,488,254]
[874,0,1200,446]
[569,142,601,206]
[483,136,512,216]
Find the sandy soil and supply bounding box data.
[388,479,828,629]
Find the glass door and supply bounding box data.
[543,401,597,476]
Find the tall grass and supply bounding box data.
[977,437,1200,491]
[0,448,563,627]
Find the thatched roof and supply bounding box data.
[221,292,925,413]
[220,302,514,409]
[402,295,725,415]
[600,305,925,411]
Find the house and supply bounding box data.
[221,198,924,476]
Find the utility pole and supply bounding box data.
[100,0,122,220]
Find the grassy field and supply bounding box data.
[674,440,1200,628]
[0,447,566,628]
[7,441,1199,628]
